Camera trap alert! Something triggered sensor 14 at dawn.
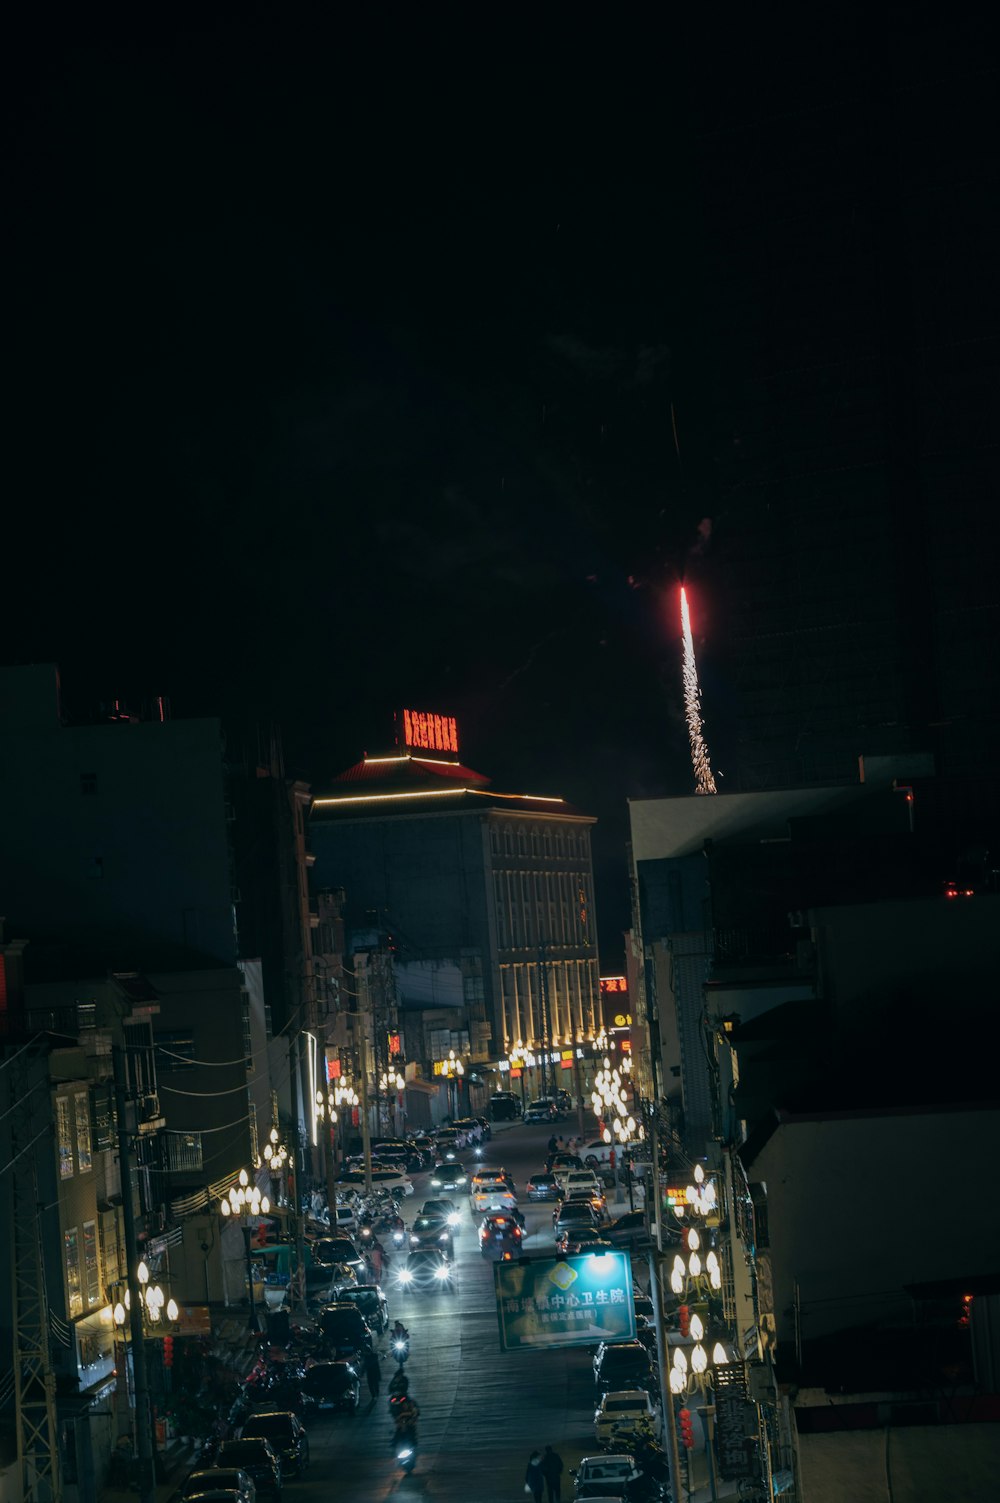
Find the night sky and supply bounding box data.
[6,9,995,966]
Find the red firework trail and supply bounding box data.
[680,586,717,795]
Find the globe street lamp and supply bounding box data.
[218,1169,270,1333]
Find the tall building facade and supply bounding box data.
[309,711,602,1092]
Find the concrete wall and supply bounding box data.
[748,1107,1000,1346]
[797,1421,1000,1502]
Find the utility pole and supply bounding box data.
[647,1103,682,1503]
[355,954,374,1194]
[112,1045,156,1503]
[287,1034,307,1311]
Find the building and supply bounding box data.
[309,709,603,1105]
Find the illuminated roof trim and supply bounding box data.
[363,755,411,765]
[313,788,468,807]
[313,786,569,810]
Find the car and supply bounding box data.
[603,1211,652,1251]
[571,1455,637,1500]
[470,1174,518,1214]
[310,1237,367,1279]
[489,1092,522,1121]
[181,1470,256,1503]
[563,1187,609,1222]
[330,1202,358,1233]
[238,1412,309,1479]
[315,1303,373,1365]
[549,1150,584,1173]
[337,1165,413,1195]
[581,1140,618,1173]
[526,1172,560,1201]
[524,1099,558,1123]
[370,1137,428,1173]
[571,1238,616,1257]
[553,1202,601,1250]
[430,1161,468,1190]
[419,1197,462,1227]
[478,1212,524,1260]
[214,1440,282,1500]
[450,1117,483,1144]
[432,1128,464,1159]
[333,1282,389,1333]
[592,1341,655,1396]
[556,1167,603,1197]
[299,1360,362,1415]
[397,1248,454,1290]
[408,1214,454,1255]
[182,1492,250,1503]
[594,1389,662,1445]
[304,1263,350,1308]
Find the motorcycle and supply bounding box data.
[390,1226,407,1251]
[391,1333,410,1363]
[395,1431,417,1473]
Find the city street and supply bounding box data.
[290,1119,637,1503]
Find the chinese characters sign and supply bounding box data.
[401,708,459,753]
[600,976,628,994]
[494,1253,636,1351]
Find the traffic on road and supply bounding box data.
[184,1106,669,1503]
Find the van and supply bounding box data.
[489,1093,522,1121]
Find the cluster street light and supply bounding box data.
[591,1057,640,1145]
[218,1168,271,1333]
[439,1049,465,1119]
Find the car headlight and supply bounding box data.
[447,1214,460,1227]
[439,1233,449,1243]
[431,1178,442,1186]
[397,1268,413,1284]
[434,1263,451,1281]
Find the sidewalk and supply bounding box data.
[100,1438,199,1503]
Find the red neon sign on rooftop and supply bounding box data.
[401,708,459,754]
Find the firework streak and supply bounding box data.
[680,586,717,795]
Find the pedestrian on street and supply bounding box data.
[524,1450,544,1503]
[540,1445,563,1503]
[369,1239,384,1282]
[547,1134,558,1155]
[364,1348,382,1402]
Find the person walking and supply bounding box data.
[524,1449,544,1503]
[364,1347,382,1403]
[540,1445,563,1503]
[369,1238,384,1282]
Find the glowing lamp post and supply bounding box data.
[218,1169,270,1333]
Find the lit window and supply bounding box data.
[75,1090,92,1173]
[65,1227,83,1318]
[57,1098,74,1179]
[83,1221,101,1308]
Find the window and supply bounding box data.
[74,1090,92,1172]
[166,1133,204,1172]
[82,1221,101,1309]
[57,1098,74,1179]
[65,1228,83,1318]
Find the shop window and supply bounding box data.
[65,1227,83,1318]
[75,1090,93,1173]
[57,1098,74,1179]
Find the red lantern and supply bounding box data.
[678,1408,695,1449]
[163,1336,174,1369]
[678,1304,691,1338]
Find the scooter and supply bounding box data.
[395,1431,417,1473]
[391,1226,407,1251]
[391,1332,410,1363]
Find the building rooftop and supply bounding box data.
[311,749,590,820]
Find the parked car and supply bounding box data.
[524,1099,558,1124]
[213,1440,282,1500]
[333,1281,389,1333]
[525,1172,560,1202]
[489,1092,522,1121]
[450,1117,483,1144]
[602,1212,652,1251]
[315,1303,374,1366]
[553,1201,601,1251]
[594,1389,662,1445]
[581,1140,618,1173]
[432,1128,464,1159]
[238,1412,309,1478]
[571,1454,636,1500]
[181,1469,256,1503]
[337,1165,413,1196]
[310,1238,367,1280]
[299,1360,362,1415]
[592,1340,655,1396]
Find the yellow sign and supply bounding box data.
[613,1013,632,1026]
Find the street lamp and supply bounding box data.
[218,1169,270,1333]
